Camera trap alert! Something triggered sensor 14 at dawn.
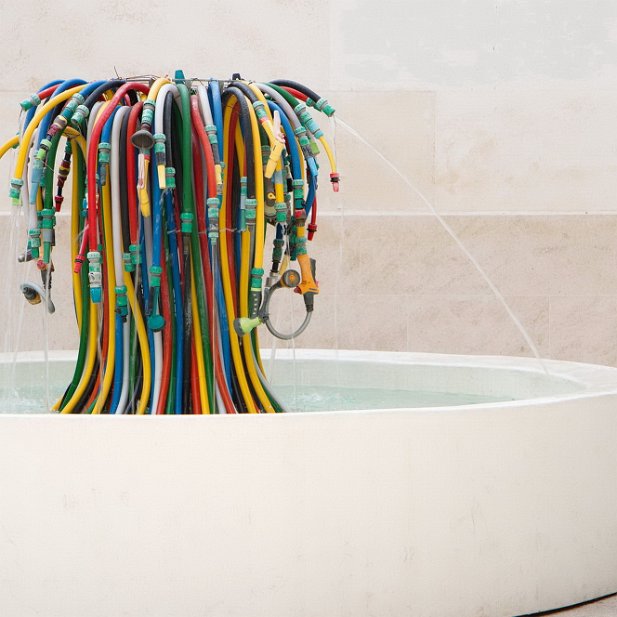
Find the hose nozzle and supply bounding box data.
[233,316,262,336]
[20,282,55,314]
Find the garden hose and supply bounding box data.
[1,73,338,414]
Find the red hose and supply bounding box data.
[87,83,149,251]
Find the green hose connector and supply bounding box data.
[272,238,284,262]
[147,266,165,331]
[98,142,111,163]
[115,285,128,318]
[295,235,307,256]
[245,198,257,223]
[98,142,111,184]
[153,132,165,156]
[253,100,267,121]
[238,176,248,230]
[20,93,41,112]
[153,133,167,187]
[181,212,193,234]
[129,243,141,266]
[150,265,162,287]
[36,138,52,162]
[250,267,264,290]
[294,126,314,160]
[250,268,265,318]
[294,102,323,139]
[292,178,304,208]
[9,178,23,206]
[207,197,219,239]
[28,228,41,256]
[309,139,321,156]
[40,208,55,248]
[205,124,218,147]
[141,101,155,129]
[275,201,287,223]
[313,97,335,116]
[165,167,176,189]
[70,104,90,128]
[87,251,102,303]
[123,252,134,273]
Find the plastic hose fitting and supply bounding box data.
[238,177,247,231]
[9,178,24,206]
[98,142,111,184]
[294,102,324,139]
[87,251,102,303]
[20,93,41,112]
[129,243,141,266]
[207,197,219,240]
[70,104,90,128]
[153,133,167,188]
[180,212,193,234]
[165,167,176,190]
[123,252,134,273]
[147,266,165,331]
[313,97,335,117]
[115,285,128,318]
[40,208,56,263]
[245,198,257,225]
[275,201,287,223]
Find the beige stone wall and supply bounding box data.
[1,0,617,365]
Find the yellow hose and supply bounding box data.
[240,98,275,413]
[0,135,19,159]
[319,135,337,174]
[13,85,86,181]
[190,259,210,414]
[219,101,257,413]
[60,304,97,414]
[124,272,151,414]
[92,180,116,414]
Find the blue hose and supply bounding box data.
[23,80,63,130]
[163,190,184,414]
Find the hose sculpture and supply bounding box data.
[1,72,338,414]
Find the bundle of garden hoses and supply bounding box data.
[0,72,338,414]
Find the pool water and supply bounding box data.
[278,384,508,412]
[0,357,513,413]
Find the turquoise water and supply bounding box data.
[0,359,512,413]
[277,385,508,412]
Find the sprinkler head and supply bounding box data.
[280,269,300,288]
[131,129,154,150]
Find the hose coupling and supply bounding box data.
[70,104,90,128]
[87,251,102,303]
[20,93,41,112]
[153,133,167,188]
[115,285,128,318]
[313,97,335,117]
[9,178,24,206]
